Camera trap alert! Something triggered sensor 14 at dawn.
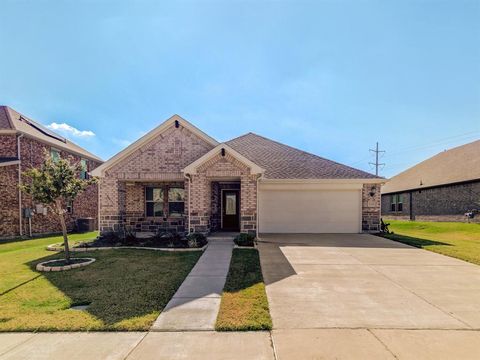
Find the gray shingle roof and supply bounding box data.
[382,139,480,194]
[226,132,380,180]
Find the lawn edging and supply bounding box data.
[36,258,96,272]
[215,248,272,331]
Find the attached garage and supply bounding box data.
[258,182,362,234]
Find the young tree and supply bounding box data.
[21,153,96,263]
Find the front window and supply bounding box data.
[145,187,164,217]
[50,148,60,162]
[80,159,88,179]
[168,188,185,216]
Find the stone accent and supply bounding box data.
[381,181,480,223]
[0,135,101,239]
[362,184,381,232]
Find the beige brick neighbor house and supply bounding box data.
[92,115,384,236]
[0,106,103,239]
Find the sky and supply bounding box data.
[0,0,479,178]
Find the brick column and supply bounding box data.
[99,178,126,234]
[362,184,381,232]
[188,174,211,233]
[240,174,258,235]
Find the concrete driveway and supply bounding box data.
[258,233,480,358]
[258,233,480,329]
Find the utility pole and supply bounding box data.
[369,142,385,176]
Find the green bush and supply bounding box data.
[234,233,255,247]
[186,233,208,248]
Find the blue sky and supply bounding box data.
[1,0,479,177]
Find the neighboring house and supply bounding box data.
[0,106,103,239]
[91,115,383,236]
[381,140,480,222]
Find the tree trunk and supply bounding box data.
[55,199,70,264]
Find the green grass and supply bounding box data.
[0,232,201,331]
[215,249,272,331]
[383,220,480,265]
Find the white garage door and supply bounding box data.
[259,188,361,233]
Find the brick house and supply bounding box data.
[381,140,480,222]
[92,115,383,236]
[0,106,103,239]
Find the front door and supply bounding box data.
[222,190,240,231]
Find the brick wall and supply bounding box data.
[99,122,214,234]
[0,135,17,157]
[381,181,480,223]
[189,152,258,234]
[362,184,381,232]
[0,135,101,239]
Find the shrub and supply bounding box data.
[234,233,256,247]
[186,233,208,248]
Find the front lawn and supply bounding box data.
[382,220,480,265]
[0,232,201,331]
[215,249,272,331]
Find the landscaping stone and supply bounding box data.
[36,258,95,272]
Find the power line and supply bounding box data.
[369,142,385,176]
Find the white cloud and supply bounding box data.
[46,122,95,138]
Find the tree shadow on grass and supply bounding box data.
[380,233,453,248]
[26,249,201,329]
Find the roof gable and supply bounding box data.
[382,139,480,194]
[91,114,219,177]
[183,144,265,175]
[226,133,381,180]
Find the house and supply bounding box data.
[381,139,480,222]
[91,115,383,236]
[0,106,103,239]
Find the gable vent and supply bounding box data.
[174,120,179,128]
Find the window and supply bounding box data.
[80,159,88,179]
[146,187,164,217]
[168,188,185,216]
[50,148,60,162]
[66,200,73,214]
[397,194,403,212]
[391,194,403,212]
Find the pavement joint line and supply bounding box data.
[122,332,148,360]
[0,333,38,357]
[269,331,279,360]
[367,328,399,359]
[341,247,474,329]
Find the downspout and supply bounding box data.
[184,173,192,234]
[17,134,24,237]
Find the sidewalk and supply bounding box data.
[150,236,233,331]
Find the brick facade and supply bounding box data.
[97,120,380,236]
[0,135,101,239]
[381,181,480,223]
[99,123,215,234]
[362,184,381,232]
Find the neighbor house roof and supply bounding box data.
[0,106,102,162]
[226,132,381,180]
[382,139,480,194]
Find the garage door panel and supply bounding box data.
[259,189,361,233]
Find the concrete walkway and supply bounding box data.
[150,235,233,331]
[3,330,480,359]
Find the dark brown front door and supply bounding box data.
[222,190,240,231]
